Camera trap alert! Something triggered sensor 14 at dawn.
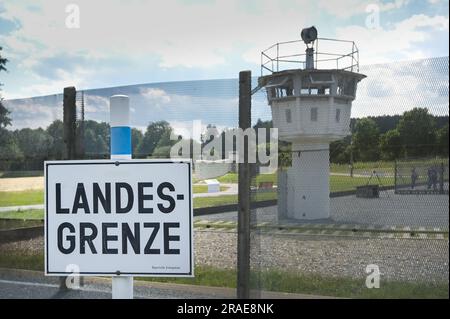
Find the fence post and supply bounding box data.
[237,71,251,299]
[63,87,77,160]
[394,160,398,194]
[439,161,444,194]
[60,86,78,291]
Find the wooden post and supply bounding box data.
[237,70,251,299]
[60,86,77,291]
[63,86,77,160]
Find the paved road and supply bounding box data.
[0,204,44,213]
[0,274,227,299]
[0,279,234,299]
[197,189,449,229]
[0,269,325,299]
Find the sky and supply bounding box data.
[0,0,448,132]
[0,0,448,99]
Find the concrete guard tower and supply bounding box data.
[258,27,366,220]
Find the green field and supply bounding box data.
[331,175,395,192]
[0,189,44,207]
[192,185,229,193]
[0,218,43,230]
[0,209,45,221]
[0,186,229,208]
[0,174,394,209]
[0,249,446,298]
[217,173,277,184]
[330,161,395,175]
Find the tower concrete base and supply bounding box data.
[280,143,330,220]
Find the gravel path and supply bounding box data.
[2,231,448,284]
[0,177,44,192]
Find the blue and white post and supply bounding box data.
[110,95,133,299]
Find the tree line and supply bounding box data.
[253,108,449,164]
[331,108,448,163]
[0,118,178,171]
[1,47,448,172]
[0,108,448,171]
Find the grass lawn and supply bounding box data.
[217,173,276,184]
[331,175,395,192]
[217,173,395,193]
[0,175,394,210]
[0,186,229,208]
[194,195,238,208]
[0,209,45,220]
[330,161,395,175]
[0,250,446,298]
[0,218,43,230]
[0,189,44,207]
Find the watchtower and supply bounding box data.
[258,27,366,220]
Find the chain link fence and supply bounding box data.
[1,56,449,298]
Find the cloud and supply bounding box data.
[316,0,410,19]
[140,88,172,106]
[0,0,448,100]
[84,94,109,114]
[335,14,449,65]
[3,57,448,133]
[353,57,449,117]
[3,95,63,129]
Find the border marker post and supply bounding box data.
[110,94,134,299]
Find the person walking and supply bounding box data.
[411,167,418,189]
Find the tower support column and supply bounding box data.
[285,143,330,220]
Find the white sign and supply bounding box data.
[45,160,193,277]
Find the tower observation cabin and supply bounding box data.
[258,26,366,220]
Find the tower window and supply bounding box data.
[285,109,292,123]
[310,107,318,122]
[336,108,341,123]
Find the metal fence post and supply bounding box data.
[237,70,251,299]
[394,160,398,193]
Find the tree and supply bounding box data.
[151,145,172,158]
[0,47,19,170]
[436,124,449,157]
[83,120,109,157]
[379,129,403,160]
[0,46,10,128]
[330,137,351,164]
[396,108,437,158]
[0,129,22,171]
[136,121,174,157]
[352,118,380,161]
[131,128,143,157]
[47,120,65,160]
[13,128,51,170]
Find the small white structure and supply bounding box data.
[205,179,220,193]
[259,27,366,220]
